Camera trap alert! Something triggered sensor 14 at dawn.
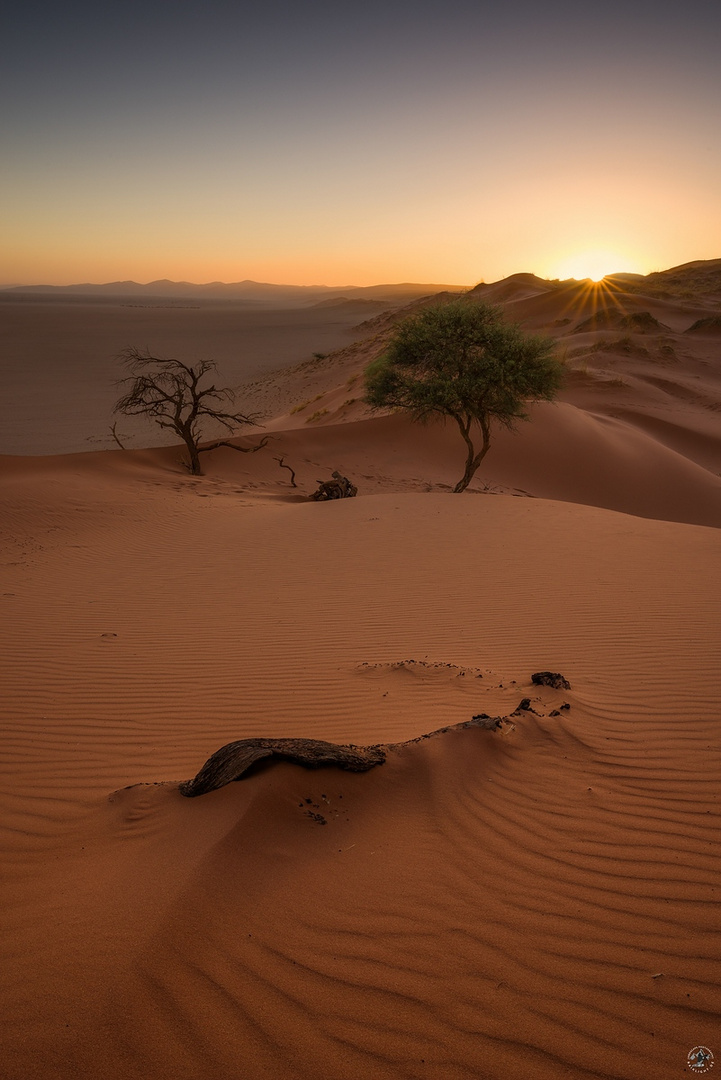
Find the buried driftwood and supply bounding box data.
[179,715,504,798]
[180,738,386,797]
[309,471,358,501]
[178,670,573,799]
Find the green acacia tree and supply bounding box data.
[364,300,563,492]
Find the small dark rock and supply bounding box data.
[549,710,561,717]
[518,698,532,711]
[531,671,571,690]
[560,702,571,710]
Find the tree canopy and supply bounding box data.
[364,300,563,491]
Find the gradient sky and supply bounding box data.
[2,0,720,286]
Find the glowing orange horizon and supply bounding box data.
[549,249,643,284]
[0,242,691,292]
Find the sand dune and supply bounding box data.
[246,267,721,500]
[1,263,720,1079]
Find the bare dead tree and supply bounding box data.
[113,348,266,475]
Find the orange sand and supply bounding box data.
[1,264,720,1079]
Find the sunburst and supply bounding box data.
[543,250,643,326]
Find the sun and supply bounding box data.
[554,250,639,283]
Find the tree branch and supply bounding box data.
[197,435,271,455]
[275,456,297,486]
[110,422,126,450]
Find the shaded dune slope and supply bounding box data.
[106,712,719,1080]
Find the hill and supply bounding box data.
[1,277,467,308]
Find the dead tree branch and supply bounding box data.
[274,455,297,487]
[198,435,271,456]
[110,422,126,450]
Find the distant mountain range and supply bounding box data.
[3,261,719,306]
[0,278,468,307]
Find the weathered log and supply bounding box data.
[179,714,504,798]
[179,737,386,797]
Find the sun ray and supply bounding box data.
[545,246,642,326]
[548,276,634,329]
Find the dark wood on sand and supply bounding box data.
[179,715,503,798]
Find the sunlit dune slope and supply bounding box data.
[238,263,721,521]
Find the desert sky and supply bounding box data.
[2,0,721,287]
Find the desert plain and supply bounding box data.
[1,263,720,1079]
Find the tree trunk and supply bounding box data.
[182,431,203,475]
[452,414,491,492]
